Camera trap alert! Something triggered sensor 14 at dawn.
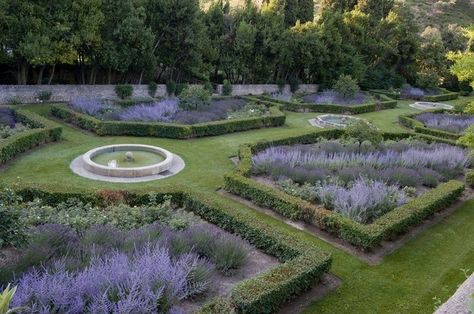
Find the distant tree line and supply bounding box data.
[0,0,471,90]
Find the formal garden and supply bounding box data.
[1,0,474,313]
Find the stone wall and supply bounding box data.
[0,84,319,104]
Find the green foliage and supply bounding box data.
[166,80,177,96]
[333,74,360,98]
[466,171,474,188]
[115,85,133,99]
[344,120,383,145]
[175,83,189,96]
[222,79,232,96]
[51,104,285,139]
[0,284,20,314]
[37,90,52,102]
[203,80,213,94]
[0,109,62,165]
[289,76,300,93]
[147,81,158,97]
[0,203,27,249]
[179,85,211,110]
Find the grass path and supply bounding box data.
[1,98,473,313]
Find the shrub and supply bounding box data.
[222,79,232,96]
[345,120,383,145]
[148,81,158,97]
[289,76,300,93]
[0,108,15,127]
[118,99,179,122]
[166,80,176,96]
[204,80,214,94]
[179,85,211,110]
[415,112,474,134]
[467,170,474,188]
[276,78,286,92]
[212,236,248,275]
[37,90,52,102]
[400,84,425,100]
[6,96,21,106]
[69,97,104,116]
[334,74,360,98]
[175,83,188,96]
[115,84,133,99]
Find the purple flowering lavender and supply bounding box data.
[69,97,104,116]
[11,244,212,313]
[415,113,474,134]
[118,98,179,122]
[0,107,16,127]
[400,85,425,100]
[302,90,367,105]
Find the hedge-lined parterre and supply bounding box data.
[0,108,62,165]
[15,186,332,314]
[398,110,463,141]
[51,104,285,139]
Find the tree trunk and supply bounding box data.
[48,64,56,85]
[107,68,112,84]
[37,65,45,85]
[138,70,144,85]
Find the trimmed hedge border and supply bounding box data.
[224,130,467,250]
[399,111,462,141]
[247,93,397,114]
[0,108,62,165]
[370,88,459,102]
[51,102,286,139]
[14,187,331,314]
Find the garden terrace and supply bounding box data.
[398,110,473,141]
[1,187,331,313]
[224,130,469,250]
[370,86,459,102]
[249,92,397,115]
[51,96,285,139]
[0,107,62,165]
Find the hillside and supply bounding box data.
[200,0,474,28]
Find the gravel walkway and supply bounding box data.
[435,274,473,314]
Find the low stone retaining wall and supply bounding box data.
[435,274,473,314]
[0,84,319,104]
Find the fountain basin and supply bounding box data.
[409,102,454,110]
[81,144,174,178]
[309,114,367,128]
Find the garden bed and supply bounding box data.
[370,86,459,102]
[249,92,397,115]
[399,110,473,141]
[51,96,285,139]
[1,187,332,313]
[224,130,469,250]
[0,107,62,165]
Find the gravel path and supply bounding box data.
[435,274,474,314]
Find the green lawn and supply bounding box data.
[1,97,473,313]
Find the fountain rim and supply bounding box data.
[409,102,454,110]
[316,114,362,128]
[82,144,174,176]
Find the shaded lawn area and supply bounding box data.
[0,97,473,313]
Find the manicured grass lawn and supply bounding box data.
[1,97,473,313]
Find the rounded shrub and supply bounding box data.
[179,85,211,110]
[115,85,133,99]
[222,79,232,96]
[334,74,360,98]
[148,81,158,98]
[166,80,176,96]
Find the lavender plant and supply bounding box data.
[415,113,474,134]
[118,98,179,122]
[279,178,407,224]
[400,84,425,100]
[302,90,367,105]
[0,108,15,127]
[69,98,104,116]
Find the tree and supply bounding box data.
[416,26,448,88]
[234,21,257,83]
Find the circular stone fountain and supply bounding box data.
[70,144,185,183]
[309,114,370,128]
[409,102,454,110]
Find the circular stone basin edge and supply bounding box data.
[409,102,454,110]
[82,144,174,178]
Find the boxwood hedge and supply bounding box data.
[14,187,331,314]
[247,93,397,114]
[370,88,459,102]
[0,108,62,165]
[399,111,462,142]
[224,130,467,250]
[51,104,285,139]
